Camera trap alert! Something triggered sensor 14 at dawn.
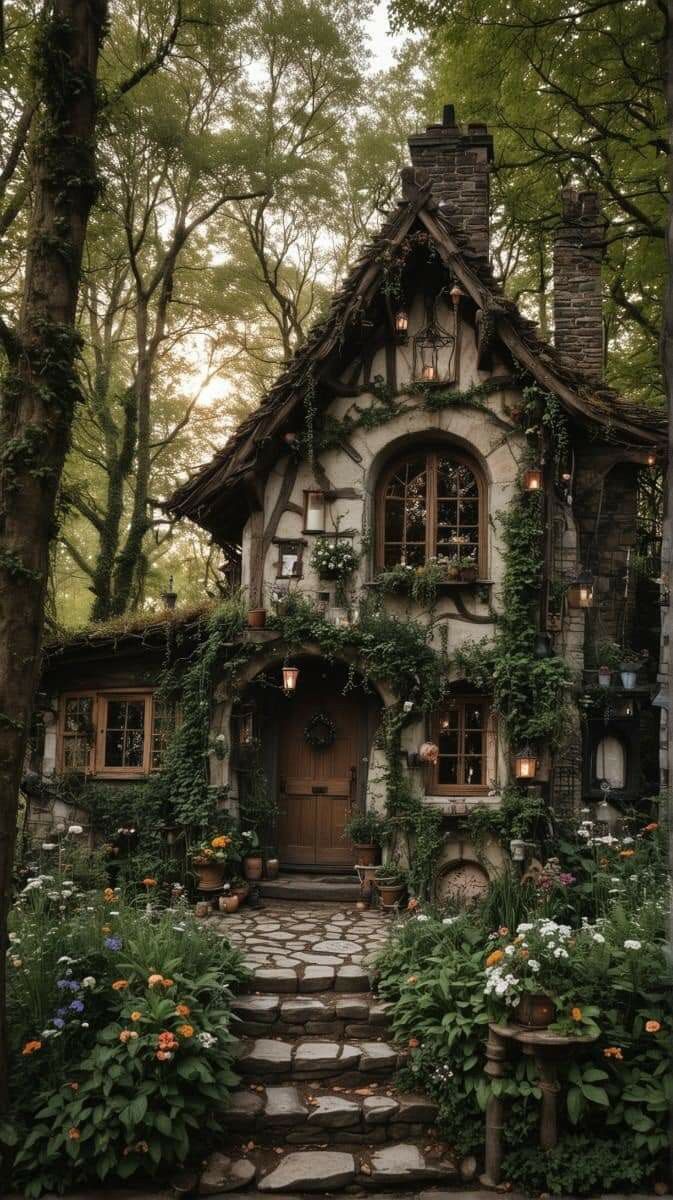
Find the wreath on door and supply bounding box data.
[304,711,337,750]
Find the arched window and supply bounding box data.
[376,447,485,572]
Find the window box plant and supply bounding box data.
[310,536,360,581]
[345,810,387,866]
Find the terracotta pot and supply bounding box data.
[265,856,280,880]
[515,992,556,1028]
[353,842,378,867]
[243,854,263,881]
[231,883,250,904]
[247,608,266,629]
[459,565,478,583]
[218,893,240,913]
[194,862,226,890]
[195,900,211,918]
[376,881,405,907]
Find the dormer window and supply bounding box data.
[376,447,485,574]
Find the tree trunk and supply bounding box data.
[0,0,107,1109]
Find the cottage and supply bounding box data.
[35,106,666,898]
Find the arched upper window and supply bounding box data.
[376,447,485,573]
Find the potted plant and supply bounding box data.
[240,829,263,880]
[264,848,280,880]
[344,810,387,866]
[374,862,406,907]
[248,608,267,629]
[455,555,478,583]
[619,649,646,690]
[309,535,361,582]
[229,874,250,904]
[190,833,236,890]
[218,888,240,914]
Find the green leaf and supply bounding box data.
[580,1084,610,1106]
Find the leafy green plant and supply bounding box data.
[344,809,387,845]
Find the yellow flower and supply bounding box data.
[645,1020,661,1033]
[177,1024,194,1038]
[119,1030,138,1044]
[130,1011,142,1022]
[619,849,635,858]
[112,979,129,991]
[406,975,417,984]
[148,974,164,988]
[486,949,505,968]
[176,1004,191,1017]
[67,1128,80,1141]
[571,1007,583,1022]
[603,1046,623,1060]
[160,977,174,988]
[101,925,112,934]
[211,835,231,849]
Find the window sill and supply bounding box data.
[364,579,494,591]
[423,794,500,811]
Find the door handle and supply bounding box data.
[312,785,327,794]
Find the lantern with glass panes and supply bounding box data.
[413,293,456,383]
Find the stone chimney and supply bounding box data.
[553,187,607,379]
[407,104,493,262]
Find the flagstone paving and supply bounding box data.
[211,902,390,974]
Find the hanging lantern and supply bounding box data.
[413,296,456,383]
[514,745,538,780]
[523,467,543,492]
[646,448,657,467]
[394,309,409,334]
[304,490,326,533]
[282,665,299,695]
[567,572,594,609]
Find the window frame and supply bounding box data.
[375,446,487,575]
[430,696,491,796]
[58,689,166,778]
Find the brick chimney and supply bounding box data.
[407,103,493,262]
[553,187,607,379]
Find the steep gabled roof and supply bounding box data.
[166,169,666,539]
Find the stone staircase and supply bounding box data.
[199,944,462,1195]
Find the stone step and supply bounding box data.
[249,963,372,995]
[198,1144,458,1193]
[258,875,361,902]
[231,992,392,1037]
[236,1037,405,1083]
[225,1082,439,1142]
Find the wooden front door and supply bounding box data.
[277,690,358,867]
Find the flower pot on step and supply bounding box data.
[353,842,379,867]
[218,893,240,913]
[376,881,405,907]
[264,856,280,880]
[193,862,226,890]
[243,854,263,882]
[514,992,556,1028]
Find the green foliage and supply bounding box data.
[344,808,388,846]
[461,784,549,849]
[6,879,247,1195]
[502,1133,659,1195]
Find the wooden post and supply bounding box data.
[481,1025,507,1186]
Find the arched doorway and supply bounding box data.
[234,657,381,870]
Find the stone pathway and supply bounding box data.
[198,901,462,1195]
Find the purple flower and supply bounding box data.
[56,1007,68,1018]
[52,1018,65,1029]
[559,872,576,886]
[56,979,79,992]
[69,1000,84,1013]
[104,937,122,951]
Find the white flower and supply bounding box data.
[198,1031,217,1048]
[416,914,429,922]
[61,880,74,886]
[109,910,120,916]
[621,837,634,845]
[442,916,457,926]
[81,1022,90,1029]
[592,933,605,944]
[57,956,75,964]
[9,933,20,944]
[553,947,569,959]
[82,977,96,989]
[41,843,56,851]
[403,701,414,713]
[516,923,533,933]
[624,940,641,951]
[505,945,516,956]
[61,890,73,899]
[528,959,540,973]
[67,825,83,835]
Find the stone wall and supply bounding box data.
[407,104,493,262]
[552,188,606,380]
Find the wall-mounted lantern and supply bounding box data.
[394,309,409,335]
[413,296,455,383]
[567,572,594,609]
[597,665,612,689]
[282,665,300,695]
[304,490,326,533]
[510,838,527,862]
[646,448,657,467]
[523,467,543,492]
[514,745,538,781]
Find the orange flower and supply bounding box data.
[407,897,420,911]
[486,949,505,968]
[211,836,231,849]
[101,925,112,934]
[103,888,115,901]
[148,974,164,988]
[645,1020,661,1033]
[619,849,635,858]
[175,1004,190,1017]
[67,1128,80,1141]
[408,1037,420,1048]
[119,1030,138,1044]
[406,975,417,985]
[160,978,174,988]
[157,1030,179,1049]
[643,822,658,833]
[156,1050,173,1061]
[130,1011,142,1022]
[142,877,157,887]
[571,1007,583,1022]
[498,926,509,937]
[112,979,129,991]
[603,1046,623,1060]
[519,948,529,958]
[177,1024,194,1039]
[22,1041,42,1055]
[67,1082,79,1092]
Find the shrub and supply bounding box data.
[5,874,247,1196]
